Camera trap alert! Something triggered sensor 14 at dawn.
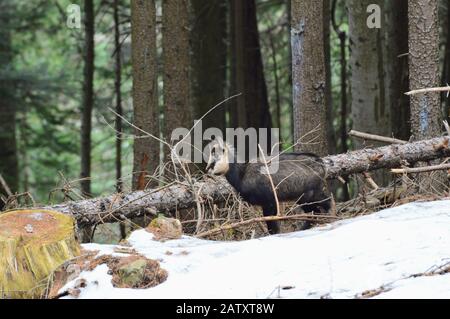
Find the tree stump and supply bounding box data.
[0,209,81,299]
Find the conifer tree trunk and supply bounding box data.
[408,0,441,140]
[408,0,446,191]
[348,0,394,188]
[162,0,192,147]
[348,0,390,150]
[114,0,122,193]
[231,0,272,133]
[114,0,125,239]
[291,0,328,156]
[80,0,95,197]
[191,0,227,133]
[443,0,450,123]
[386,0,410,141]
[324,0,336,155]
[131,0,159,190]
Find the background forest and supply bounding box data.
[1,0,450,241]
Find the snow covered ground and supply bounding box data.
[62,200,450,299]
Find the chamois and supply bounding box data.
[206,138,332,234]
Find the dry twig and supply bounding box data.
[349,130,407,145]
[391,163,450,174]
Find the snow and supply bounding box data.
[61,200,450,299]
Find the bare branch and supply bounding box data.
[196,213,340,238]
[349,130,407,145]
[391,163,450,174]
[405,86,450,96]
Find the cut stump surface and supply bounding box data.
[0,209,81,298]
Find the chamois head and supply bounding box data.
[206,136,231,176]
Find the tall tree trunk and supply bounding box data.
[348,0,392,189]
[79,0,95,242]
[331,0,350,200]
[162,0,192,149]
[114,0,122,194]
[80,0,95,198]
[324,0,336,155]
[131,0,159,191]
[386,0,410,141]
[287,0,293,143]
[291,0,328,156]
[331,0,348,154]
[80,0,95,197]
[267,22,281,130]
[348,0,390,147]
[191,0,227,133]
[408,0,441,140]
[228,0,238,128]
[18,109,29,193]
[443,0,450,123]
[0,3,18,208]
[231,0,272,134]
[408,0,445,191]
[114,0,125,239]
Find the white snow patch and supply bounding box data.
[61,200,450,299]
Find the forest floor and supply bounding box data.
[58,199,450,299]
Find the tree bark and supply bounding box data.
[324,0,336,155]
[291,0,328,156]
[231,0,272,133]
[162,0,192,147]
[331,0,350,201]
[408,0,445,191]
[114,0,125,239]
[131,0,160,190]
[386,0,410,141]
[408,0,441,140]
[191,0,227,133]
[332,0,348,154]
[348,0,391,187]
[44,136,450,227]
[442,0,450,123]
[80,0,95,197]
[348,0,390,148]
[114,0,122,193]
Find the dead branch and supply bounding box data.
[405,86,450,96]
[0,174,13,197]
[444,121,450,136]
[391,163,450,174]
[195,213,341,238]
[362,172,379,190]
[349,130,407,145]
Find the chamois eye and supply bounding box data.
[211,147,216,155]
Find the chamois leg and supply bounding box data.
[297,194,332,231]
[262,204,280,235]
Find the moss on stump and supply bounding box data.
[0,209,81,299]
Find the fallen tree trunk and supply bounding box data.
[38,136,449,227]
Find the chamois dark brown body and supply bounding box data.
[224,153,332,234]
